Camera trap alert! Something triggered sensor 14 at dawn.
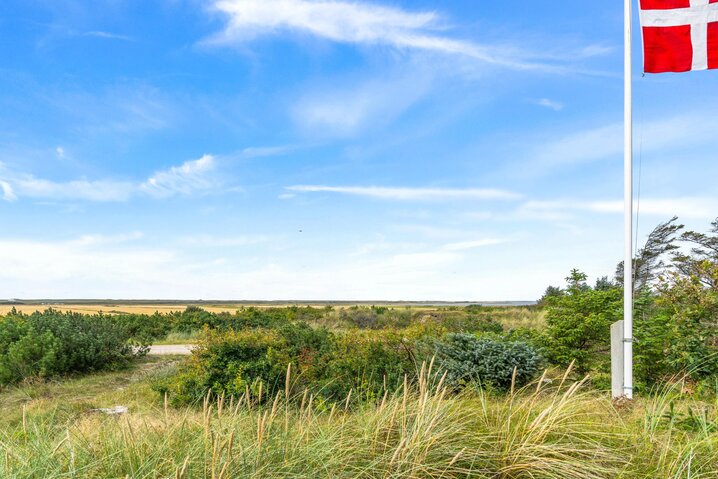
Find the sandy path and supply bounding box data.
[148,345,195,355]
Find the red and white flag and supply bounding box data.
[639,0,718,73]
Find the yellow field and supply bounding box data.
[0,304,250,315]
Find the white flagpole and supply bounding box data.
[623,0,634,399]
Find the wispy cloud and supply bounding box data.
[522,197,718,220]
[287,185,522,201]
[204,0,577,72]
[532,98,564,111]
[141,155,217,198]
[443,238,508,251]
[1,155,222,203]
[240,145,301,159]
[531,123,622,173]
[524,111,718,176]
[12,177,135,202]
[293,69,434,137]
[180,234,273,247]
[81,31,134,41]
[72,232,145,246]
[49,84,174,135]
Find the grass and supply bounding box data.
[466,306,546,331]
[1,359,717,478]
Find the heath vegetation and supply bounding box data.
[1,217,718,477]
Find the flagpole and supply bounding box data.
[623,0,634,400]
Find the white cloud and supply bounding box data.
[1,154,221,203]
[575,44,614,58]
[392,224,476,240]
[180,234,272,247]
[286,185,522,201]
[72,232,145,246]
[533,98,564,111]
[240,145,299,159]
[141,155,217,198]
[0,180,16,201]
[204,0,560,71]
[525,111,718,175]
[523,197,718,220]
[82,31,134,41]
[0,236,170,283]
[0,231,545,301]
[293,70,433,136]
[14,177,136,202]
[443,238,508,251]
[49,84,173,135]
[532,123,622,172]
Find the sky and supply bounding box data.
[1,0,717,301]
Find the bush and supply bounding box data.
[318,329,416,402]
[116,311,172,342]
[434,333,543,391]
[155,324,337,405]
[337,306,414,329]
[637,265,718,383]
[542,270,622,374]
[155,323,419,406]
[0,309,144,385]
[154,328,287,405]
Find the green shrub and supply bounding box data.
[153,328,285,405]
[116,312,172,342]
[542,270,622,374]
[338,307,380,329]
[155,323,419,406]
[319,330,415,402]
[434,333,543,391]
[636,265,718,383]
[0,309,144,385]
[155,324,337,405]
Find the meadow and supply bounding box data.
[1,356,717,478]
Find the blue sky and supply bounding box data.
[1,0,717,300]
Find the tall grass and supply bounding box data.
[1,362,717,478]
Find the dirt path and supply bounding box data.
[148,345,195,355]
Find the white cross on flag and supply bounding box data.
[639,0,718,72]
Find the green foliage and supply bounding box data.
[538,218,718,388]
[154,328,287,405]
[158,318,537,406]
[116,311,172,342]
[154,322,417,406]
[644,264,718,381]
[538,285,563,305]
[319,329,415,402]
[0,309,143,385]
[542,270,622,375]
[434,333,543,391]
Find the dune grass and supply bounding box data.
[1,358,717,478]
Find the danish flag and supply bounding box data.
[639,0,718,72]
